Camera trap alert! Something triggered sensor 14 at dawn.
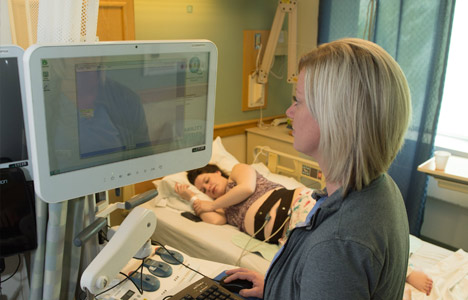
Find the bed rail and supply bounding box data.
[253,146,326,189]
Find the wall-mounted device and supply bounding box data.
[23,40,218,203]
[257,0,297,84]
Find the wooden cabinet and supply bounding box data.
[97,0,135,41]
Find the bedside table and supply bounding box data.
[246,125,299,164]
[417,155,468,194]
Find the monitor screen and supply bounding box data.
[24,41,217,203]
[0,46,32,180]
[0,45,37,257]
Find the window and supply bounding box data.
[435,1,468,155]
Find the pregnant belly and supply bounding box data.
[243,187,303,240]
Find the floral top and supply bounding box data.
[224,171,284,232]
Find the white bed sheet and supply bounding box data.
[407,235,468,300]
[142,205,467,299]
[142,202,272,275]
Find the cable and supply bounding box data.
[257,106,269,129]
[235,214,271,266]
[94,258,146,297]
[0,254,21,283]
[126,258,146,294]
[252,146,270,164]
[151,240,211,280]
[235,215,291,266]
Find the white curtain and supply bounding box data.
[28,1,100,299]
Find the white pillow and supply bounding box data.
[152,175,213,212]
[209,136,240,175]
[152,137,305,211]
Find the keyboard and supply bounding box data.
[169,276,244,300]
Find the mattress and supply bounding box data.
[142,202,272,275]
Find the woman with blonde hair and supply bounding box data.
[222,38,412,299]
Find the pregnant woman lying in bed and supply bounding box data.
[175,162,434,297]
[174,163,314,245]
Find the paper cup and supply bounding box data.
[434,151,451,171]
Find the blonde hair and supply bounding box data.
[299,38,411,194]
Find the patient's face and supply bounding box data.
[194,171,228,199]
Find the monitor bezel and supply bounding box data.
[0,45,33,181]
[24,40,217,203]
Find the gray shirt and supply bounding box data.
[264,173,409,299]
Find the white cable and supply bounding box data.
[235,216,270,266]
[257,107,270,129]
[235,215,290,266]
[252,146,269,164]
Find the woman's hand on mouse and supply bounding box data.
[174,183,194,201]
[225,268,264,299]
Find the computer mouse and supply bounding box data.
[155,247,184,265]
[143,258,173,278]
[219,275,253,294]
[129,272,160,292]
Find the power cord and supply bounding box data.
[0,254,21,283]
[94,258,146,298]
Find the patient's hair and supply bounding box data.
[187,164,229,185]
[298,38,411,194]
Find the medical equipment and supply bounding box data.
[0,45,32,180]
[257,0,297,84]
[0,45,37,259]
[79,190,158,295]
[23,40,218,203]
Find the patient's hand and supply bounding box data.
[193,200,215,215]
[174,183,194,201]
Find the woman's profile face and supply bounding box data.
[286,69,321,158]
[194,171,228,199]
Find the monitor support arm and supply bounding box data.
[257,0,298,84]
[79,189,158,295]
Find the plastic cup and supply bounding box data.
[434,151,451,171]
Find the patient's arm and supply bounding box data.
[173,183,226,225]
[199,209,227,225]
[211,164,256,209]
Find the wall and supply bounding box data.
[221,134,246,163]
[0,0,12,44]
[134,0,318,126]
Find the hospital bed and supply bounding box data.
[139,137,467,299]
[141,137,313,274]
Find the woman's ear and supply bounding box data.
[215,170,221,175]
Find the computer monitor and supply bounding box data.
[24,40,217,203]
[0,45,32,180]
[0,45,37,257]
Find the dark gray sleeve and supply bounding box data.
[298,239,382,299]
